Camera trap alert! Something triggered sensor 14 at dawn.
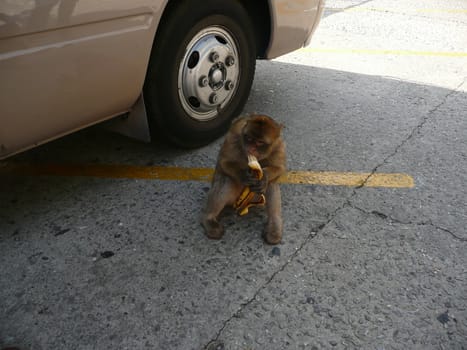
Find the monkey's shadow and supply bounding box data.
[218,206,267,238]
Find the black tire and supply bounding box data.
[143,0,256,148]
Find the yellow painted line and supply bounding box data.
[325,7,467,14]
[0,163,415,188]
[300,47,467,57]
[283,170,414,188]
[417,8,467,14]
[326,7,397,13]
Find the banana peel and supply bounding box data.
[234,154,266,216]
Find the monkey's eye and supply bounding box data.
[244,135,254,143]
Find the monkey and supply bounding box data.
[201,114,286,244]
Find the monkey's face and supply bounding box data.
[241,115,281,159]
[242,132,270,159]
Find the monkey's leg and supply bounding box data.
[263,182,283,244]
[202,175,240,240]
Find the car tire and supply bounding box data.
[143,0,256,148]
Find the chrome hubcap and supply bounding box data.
[178,26,240,121]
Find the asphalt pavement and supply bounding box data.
[1,0,466,349]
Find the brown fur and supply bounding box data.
[201,114,286,244]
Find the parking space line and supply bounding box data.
[283,170,414,188]
[325,7,467,14]
[0,163,414,188]
[300,47,467,57]
[417,9,467,13]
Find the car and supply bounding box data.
[0,0,324,159]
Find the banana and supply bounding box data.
[234,154,266,216]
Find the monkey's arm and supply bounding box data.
[262,165,286,182]
[245,162,285,193]
[246,164,285,194]
[218,159,248,184]
[219,157,270,193]
[261,145,287,183]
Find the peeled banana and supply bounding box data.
[234,154,266,216]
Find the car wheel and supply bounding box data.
[144,0,256,148]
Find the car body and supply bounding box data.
[0,0,324,160]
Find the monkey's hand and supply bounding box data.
[241,169,256,186]
[246,169,268,194]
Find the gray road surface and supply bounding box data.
[1,0,466,349]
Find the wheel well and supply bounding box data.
[156,0,271,59]
[237,0,271,58]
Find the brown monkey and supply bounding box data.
[201,114,286,244]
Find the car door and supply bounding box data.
[0,0,162,159]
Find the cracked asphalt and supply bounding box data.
[1,0,466,349]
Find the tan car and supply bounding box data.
[0,0,324,159]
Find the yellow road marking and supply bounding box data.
[0,163,415,188]
[300,47,467,57]
[283,170,414,188]
[325,7,467,14]
[417,8,467,14]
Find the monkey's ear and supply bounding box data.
[231,114,249,125]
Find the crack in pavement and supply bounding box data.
[361,77,467,189]
[203,79,467,349]
[203,224,324,349]
[345,78,467,242]
[350,204,467,242]
[203,191,360,349]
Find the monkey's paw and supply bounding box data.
[244,170,268,194]
[203,219,225,240]
[263,228,282,245]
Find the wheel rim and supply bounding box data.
[178,26,240,122]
